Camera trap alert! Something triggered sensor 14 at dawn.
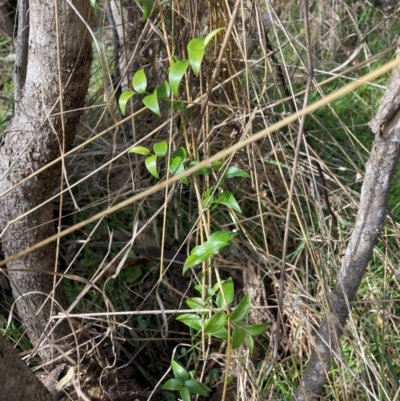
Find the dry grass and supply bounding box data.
[2,0,400,400]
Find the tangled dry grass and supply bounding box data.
[1,0,400,400]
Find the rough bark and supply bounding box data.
[294,45,400,400]
[0,334,54,401]
[0,0,92,362]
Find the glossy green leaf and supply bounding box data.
[172,147,187,161]
[171,360,189,382]
[186,297,204,310]
[246,332,254,354]
[153,140,168,157]
[187,38,205,77]
[145,154,159,178]
[188,37,206,51]
[156,81,171,99]
[208,231,237,244]
[190,244,207,256]
[176,314,202,330]
[204,231,237,255]
[204,28,224,46]
[230,294,250,323]
[170,156,188,185]
[246,323,269,336]
[232,326,246,349]
[132,69,147,93]
[204,312,227,334]
[179,387,191,401]
[119,90,135,116]
[183,253,206,274]
[222,166,250,179]
[169,156,187,185]
[128,146,150,155]
[209,326,228,341]
[137,0,154,21]
[184,379,210,396]
[162,378,184,391]
[215,191,242,213]
[143,91,161,116]
[169,59,190,97]
[169,156,183,174]
[215,277,234,308]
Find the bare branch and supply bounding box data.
[294,43,400,401]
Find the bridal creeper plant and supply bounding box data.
[118,6,268,400]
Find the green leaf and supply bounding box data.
[172,147,188,162]
[215,191,242,213]
[153,140,168,157]
[169,59,190,97]
[169,156,183,174]
[191,244,207,257]
[230,294,250,323]
[162,378,184,391]
[176,314,202,330]
[169,156,188,185]
[89,0,96,8]
[171,360,189,382]
[195,284,214,298]
[183,252,207,274]
[208,231,237,244]
[145,154,159,178]
[204,28,224,46]
[188,37,206,51]
[204,312,227,334]
[232,326,246,349]
[187,38,205,77]
[128,146,150,155]
[132,69,147,93]
[186,297,204,310]
[156,81,171,99]
[215,277,234,308]
[143,91,161,116]
[202,194,216,209]
[189,161,212,175]
[184,379,211,396]
[246,332,255,354]
[179,387,191,401]
[222,166,250,179]
[246,323,269,336]
[204,231,237,256]
[209,326,228,341]
[137,0,154,21]
[119,90,135,116]
[122,266,142,283]
[211,160,223,170]
[208,368,220,381]
[165,100,187,110]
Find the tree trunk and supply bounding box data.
[0,0,92,362]
[0,335,54,401]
